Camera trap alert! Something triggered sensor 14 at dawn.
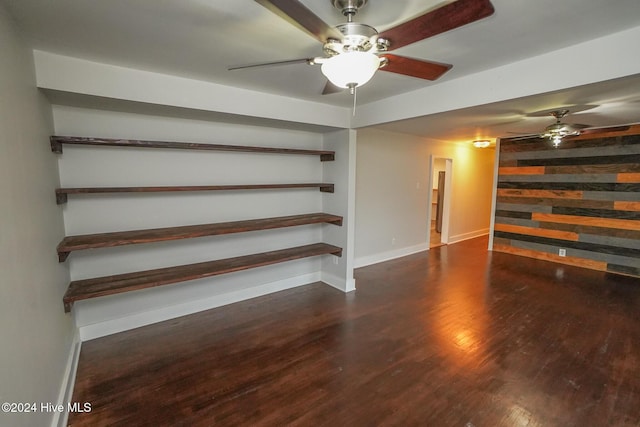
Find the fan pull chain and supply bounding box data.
[352,86,357,116]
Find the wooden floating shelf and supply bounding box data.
[57,213,343,262]
[55,183,334,204]
[62,243,343,312]
[50,136,335,161]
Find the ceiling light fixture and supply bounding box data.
[472,140,491,148]
[320,51,382,94]
[540,110,580,147]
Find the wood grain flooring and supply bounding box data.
[69,236,640,426]
[430,221,443,248]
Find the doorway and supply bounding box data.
[428,157,452,248]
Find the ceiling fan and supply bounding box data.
[504,109,634,146]
[540,109,586,146]
[505,109,592,147]
[230,0,495,95]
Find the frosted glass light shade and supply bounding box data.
[321,51,380,89]
[542,122,580,147]
[472,140,490,148]
[551,134,563,147]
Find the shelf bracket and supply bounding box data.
[56,191,68,205]
[328,217,343,226]
[50,137,63,154]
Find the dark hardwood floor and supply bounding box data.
[430,220,444,248]
[69,236,640,426]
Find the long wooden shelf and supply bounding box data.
[62,243,342,312]
[50,136,335,161]
[57,213,343,262]
[55,183,334,204]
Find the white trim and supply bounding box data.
[488,138,502,250]
[321,271,356,292]
[354,242,429,268]
[78,273,320,341]
[345,278,356,292]
[354,229,488,269]
[441,159,453,244]
[426,155,436,249]
[449,228,490,244]
[426,156,453,246]
[51,330,82,427]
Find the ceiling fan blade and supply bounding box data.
[379,0,495,51]
[501,134,542,141]
[255,0,343,43]
[572,123,592,129]
[322,80,343,95]
[228,58,313,71]
[380,54,452,81]
[575,125,631,135]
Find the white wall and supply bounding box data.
[52,105,349,339]
[0,6,73,427]
[321,129,357,292]
[354,128,495,267]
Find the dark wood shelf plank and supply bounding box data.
[57,213,343,262]
[62,243,342,312]
[50,136,335,161]
[55,183,334,204]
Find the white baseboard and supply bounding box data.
[321,271,356,292]
[354,230,489,269]
[354,242,429,268]
[51,330,82,427]
[78,272,321,341]
[448,228,489,244]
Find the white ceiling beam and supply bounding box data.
[352,25,640,128]
[33,50,352,130]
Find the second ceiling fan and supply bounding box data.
[231,0,495,95]
[505,109,631,146]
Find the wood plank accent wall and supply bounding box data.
[493,124,640,278]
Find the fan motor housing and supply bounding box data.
[337,22,377,39]
[325,22,387,55]
[332,0,368,16]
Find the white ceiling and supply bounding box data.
[3,0,640,142]
[373,73,640,142]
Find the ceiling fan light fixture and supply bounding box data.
[541,123,580,147]
[472,140,491,148]
[320,51,380,90]
[540,109,581,147]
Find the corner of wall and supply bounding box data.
[50,330,82,427]
[321,129,357,292]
